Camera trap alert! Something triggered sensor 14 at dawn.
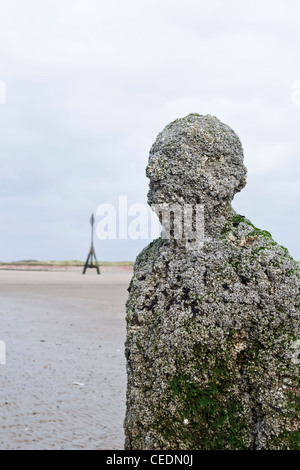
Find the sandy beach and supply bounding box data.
[0,267,132,450]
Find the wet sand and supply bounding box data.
[0,268,132,450]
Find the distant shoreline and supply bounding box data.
[0,260,134,272]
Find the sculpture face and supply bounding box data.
[146,114,247,213]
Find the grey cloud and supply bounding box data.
[0,0,299,261]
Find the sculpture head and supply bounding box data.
[146,114,247,219]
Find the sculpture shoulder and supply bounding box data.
[220,213,300,292]
[133,238,165,273]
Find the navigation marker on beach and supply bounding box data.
[82,213,100,275]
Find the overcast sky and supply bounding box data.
[0,0,299,262]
